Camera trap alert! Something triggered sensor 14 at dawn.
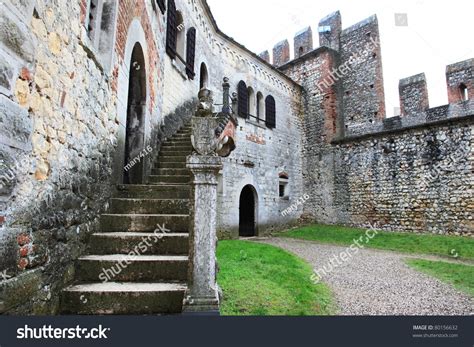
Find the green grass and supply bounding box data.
[277,224,474,260]
[216,240,335,316]
[406,259,474,297]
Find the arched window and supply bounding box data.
[199,63,208,90]
[247,87,256,119]
[85,0,118,70]
[256,92,264,121]
[176,11,185,58]
[186,27,196,79]
[166,0,177,58]
[460,83,469,101]
[237,81,248,118]
[265,95,276,128]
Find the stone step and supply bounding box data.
[89,233,189,255]
[159,150,190,157]
[154,162,187,169]
[75,255,188,283]
[109,198,189,214]
[61,282,186,314]
[172,134,191,139]
[151,168,190,176]
[176,130,191,135]
[158,156,186,163]
[100,214,189,233]
[149,175,190,184]
[115,184,190,199]
[162,144,192,149]
[166,140,192,146]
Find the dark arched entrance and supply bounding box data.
[124,43,146,184]
[239,185,257,237]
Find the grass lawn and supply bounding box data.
[216,240,335,316]
[277,224,474,260]
[406,259,474,297]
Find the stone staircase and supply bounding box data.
[61,124,193,315]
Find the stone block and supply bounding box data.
[0,94,32,151]
[0,8,36,63]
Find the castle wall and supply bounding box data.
[278,12,473,235]
[280,48,341,225]
[0,0,167,314]
[161,0,305,238]
[333,114,473,234]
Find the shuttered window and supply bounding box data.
[186,28,196,79]
[166,0,177,58]
[238,81,248,118]
[265,95,276,128]
[157,0,166,13]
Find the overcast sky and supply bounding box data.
[207,0,474,116]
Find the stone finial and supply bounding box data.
[272,40,290,67]
[196,88,214,118]
[318,11,342,51]
[294,26,313,59]
[222,77,231,114]
[399,73,429,116]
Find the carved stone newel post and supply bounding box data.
[183,88,222,314]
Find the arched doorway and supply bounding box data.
[239,185,257,237]
[124,42,146,184]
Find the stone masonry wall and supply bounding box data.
[333,117,473,235]
[278,11,473,235]
[0,0,168,314]
[280,48,341,225]
[162,0,305,238]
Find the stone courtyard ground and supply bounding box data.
[259,238,473,315]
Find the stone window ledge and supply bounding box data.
[171,57,188,80]
[245,118,266,129]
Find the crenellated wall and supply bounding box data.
[277,11,473,235]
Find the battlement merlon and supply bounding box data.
[294,26,313,59]
[273,39,290,67]
[318,11,342,51]
[399,73,429,117]
[258,50,270,64]
[446,58,473,104]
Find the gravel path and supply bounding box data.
[258,238,474,316]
